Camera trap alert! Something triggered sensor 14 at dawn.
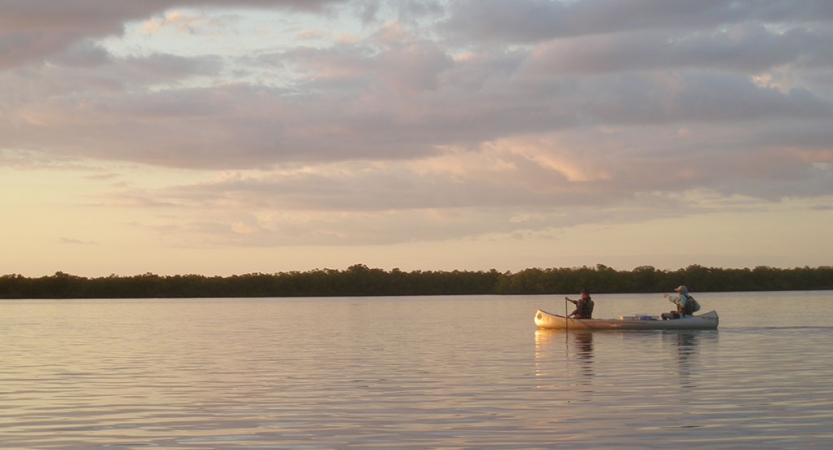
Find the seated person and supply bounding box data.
[661,285,694,320]
[566,289,594,319]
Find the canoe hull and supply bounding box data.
[534,309,719,330]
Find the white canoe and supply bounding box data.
[534,309,719,330]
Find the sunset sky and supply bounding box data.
[2,0,832,277]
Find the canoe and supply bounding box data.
[534,309,719,330]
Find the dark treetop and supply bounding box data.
[2,264,832,299]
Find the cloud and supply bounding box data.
[526,25,833,76]
[2,43,830,173]
[60,237,98,245]
[296,28,330,40]
[441,0,833,44]
[0,0,347,70]
[374,25,454,92]
[140,10,204,35]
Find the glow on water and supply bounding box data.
[1,292,832,448]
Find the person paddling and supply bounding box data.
[566,289,594,319]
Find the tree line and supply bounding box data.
[1,264,831,299]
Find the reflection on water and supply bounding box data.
[572,331,594,379]
[535,328,747,444]
[534,329,595,395]
[535,328,724,401]
[660,330,718,389]
[672,331,700,387]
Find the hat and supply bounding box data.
[675,285,688,293]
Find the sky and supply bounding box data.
[1,0,832,277]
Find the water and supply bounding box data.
[1,291,832,449]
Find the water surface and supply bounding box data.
[1,291,831,448]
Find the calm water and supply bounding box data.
[1,291,832,449]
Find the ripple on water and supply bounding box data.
[1,294,833,448]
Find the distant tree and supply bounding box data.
[1,264,831,299]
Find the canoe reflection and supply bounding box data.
[535,329,719,391]
[661,330,718,389]
[534,329,594,383]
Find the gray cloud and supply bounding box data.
[2,50,830,171]
[527,25,833,76]
[442,0,833,44]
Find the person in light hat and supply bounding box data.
[661,285,695,320]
